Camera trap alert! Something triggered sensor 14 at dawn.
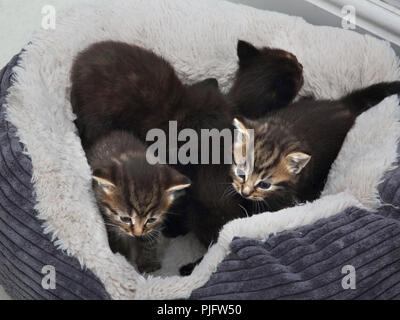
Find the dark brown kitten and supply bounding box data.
[71,41,184,150]
[183,162,248,245]
[71,41,244,243]
[228,40,304,119]
[71,41,232,162]
[87,131,190,273]
[177,161,251,276]
[232,81,400,205]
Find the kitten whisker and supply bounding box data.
[165,211,180,216]
[221,184,232,198]
[223,185,239,200]
[238,204,249,217]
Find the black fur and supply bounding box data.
[259,81,400,202]
[229,40,304,119]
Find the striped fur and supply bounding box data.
[87,131,190,273]
[232,81,400,211]
[232,118,307,212]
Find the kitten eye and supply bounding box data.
[258,181,272,190]
[120,217,131,224]
[235,168,246,180]
[146,218,157,225]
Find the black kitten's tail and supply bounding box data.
[179,257,203,276]
[343,81,400,115]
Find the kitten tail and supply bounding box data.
[343,81,400,115]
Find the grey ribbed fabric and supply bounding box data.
[190,207,400,300]
[0,54,110,300]
[190,149,400,300]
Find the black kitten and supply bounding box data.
[228,40,304,119]
[71,41,185,150]
[71,41,233,176]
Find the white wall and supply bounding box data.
[228,0,400,55]
[0,0,97,67]
[0,0,99,301]
[229,0,343,25]
[0,0,398,67]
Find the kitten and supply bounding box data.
[180,79,400,276]
[183,162,249,245]
[71,41,254,275]
[87,131,190,273]
[71,40,240,241]
[228,40,304,119]
[71,40,231,161]
[177,161,251,276]
[232,81,400,206]
[71,41,185,150]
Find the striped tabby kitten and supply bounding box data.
[87,131,190,273]
[232,117,309,211]
[232,81,400,208]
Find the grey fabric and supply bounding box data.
[0,54,110,300]
[191,143,400,300]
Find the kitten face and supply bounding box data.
[92,156,190,238]
[231,118,311,201]
[237,40,304,94]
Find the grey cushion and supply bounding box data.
[0,54,110,300]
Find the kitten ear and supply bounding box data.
[92,168,116,194]
[167,173,191,194]
[237,40,260,64]
[233,118,253,166]
[167,183,191,194]
[286,152,311,175]
[233,118,249,137]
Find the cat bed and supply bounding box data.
[1,0,400,300]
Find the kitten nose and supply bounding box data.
[132,225,144,237]
[242,186,252,197]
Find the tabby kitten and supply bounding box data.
[232,81,400,206]
[87,131,190,273]
[228,40,304,119]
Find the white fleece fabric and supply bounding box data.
[4,0,400,300]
